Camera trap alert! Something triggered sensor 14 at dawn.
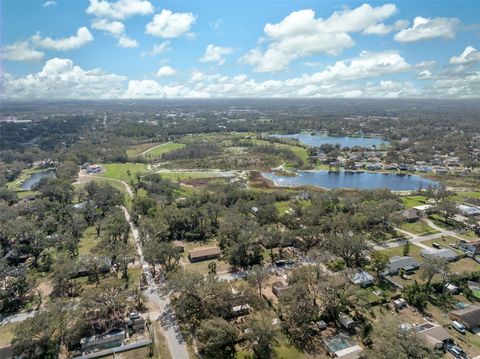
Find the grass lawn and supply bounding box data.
[379,243,423,263]
[275,201,291,214]
[126,142,161,158]
[143,143,185,159]
[452,191,480,202]
[101,163,148,182]
[401,195,428,208]
[449,257,480,274]
[128,267,143,287]
[157,171,225,181]
[78,226,99,256]
[236,332,304,359]
[0,323,15,345]
[399,220,439,235]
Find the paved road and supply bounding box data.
[374,220,466,251]
[121,206,189,359]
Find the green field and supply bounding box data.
[399,220,439,235]
[142,143,185,159]
[126,142,161,157]
[0,323,14,345]
[101,163,148,182]
[401,195,428,208]
[157,171,226,181]
[78,226,99,256]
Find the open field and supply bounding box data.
[142,143,185,159]
[78,226,98,256]
[126,142,161,158]
[398,220,439,235]
[401,195,428,208]
[157,171,228,181]
[101,163,149,182]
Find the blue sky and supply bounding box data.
[1,0,479,99]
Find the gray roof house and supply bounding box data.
[348,269,374,287]
[383,256,419,276]
[420,247,458,262]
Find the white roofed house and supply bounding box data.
[348,268,374,287]
[383,256,420,276]
[420,247,458,262]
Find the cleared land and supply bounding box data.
[126,142,161,158]
[101,163,149,182]
[142,143,185,159]
[398,220,440,235]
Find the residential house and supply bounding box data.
[458,240,480,257]
[458,204,480,217]
[420,248,458,262]
[449,305,480,330]
[402,209,420,222]
[188,246,221,262]
[80,329,125,353]
[413,322,452,350]
[383,256,419,276]
[348,269,374,287]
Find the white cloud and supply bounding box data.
[199,44,232,65]
[449,46,480,65]
[415,60,436,69]
[43,1,56,7]
[210,19,224,31]
[240,4,397,72]
[417,70,432,80]
[141,41,171,57]
[362,19,409,35]
[394,16,460,43]
[117,35,138,48]
[1,41,44,62]
[145,9,196,38]
[86,0,153,20]
[2,58,126,99]
[190,71,206,82]
[92,18,125,36]
[32,27,94,51]
[156,66,177,77]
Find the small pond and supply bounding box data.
[20,170,56,190]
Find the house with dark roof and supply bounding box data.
[188,246,221,262]
[402,209,420,222]
[449,305,480,330]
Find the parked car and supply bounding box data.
[432,242,441,249]
[449,243,458,249]
[452,320,466,334]
[446,344,467,359]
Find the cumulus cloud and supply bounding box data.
[86,0,153,20]
[363,19,409,35]
[1,41,44,62]
[117,35,138,48]
[394,16,460,43]
[2,58,126,99]
[145,9,196,38]
[199,45,232,65]
[449,46,480,65]
[92,18,125,36]
[156,66,177,77]
[32,27,94,51]
[43,1,56,7]
[141,41,171,57]
[240,4,397,72]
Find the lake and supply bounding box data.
[270,133,386,148]
[263,170,438,191]
[21,170,56,190]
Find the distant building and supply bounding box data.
[188,246,221,262]
[272,281,290,298]
[337,314,355,331]
[402,209,420,222]
[128,312,146,333]
[383,256,419,276]
[413,204,432,212]
[80,329,125,353]
[420,247,458,262]
[348,269,374,287]
[172,240,186,253]
[413,322,452,350]
[458,204,480,217]
[458,240,480,256]
[86,164,102,174]
[323,333,363,358]
[449,305,480,330]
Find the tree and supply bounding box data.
[370,251,388,278]
[420,256,448,288]
[403,240,410,256]
[51,254,80,298]
[197,318,238,359]
[327,231,369,267]
[435,200,457,223]
[247,265,269,297]
[363,320,440,359]
[244,312,279,359]
[144,240,180,275]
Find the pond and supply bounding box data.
[270,133,387,148]
[262,170,438,191]
[20,170,56,190]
